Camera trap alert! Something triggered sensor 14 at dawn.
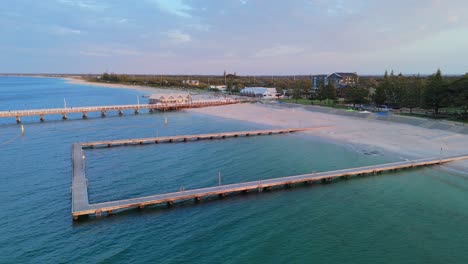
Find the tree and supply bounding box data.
[227,79,233,93]
[374,86,386,106]
[344,85,369,108]
[375,71,391,106]
[233,82,244,93]
[423,69,448,116]
[384,72,405,108]
[292,81,303,103]
[102,72,110,81]
[301,79,313,103]
[401,75,424,113]
[318,84,337,104]
[448,74,468,118]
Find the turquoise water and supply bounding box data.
[1,77,467,263]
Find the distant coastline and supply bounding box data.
[62,76,228,100]
[63,76,161,93]
[0,74,201,95]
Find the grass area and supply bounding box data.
[439,107,466,113]
[279,98,351,110]
[280,99,468,124]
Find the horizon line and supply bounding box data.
[0,72,466,77]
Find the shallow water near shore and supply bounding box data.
[1,77,468,263]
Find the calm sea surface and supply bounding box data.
[0,77,467,263]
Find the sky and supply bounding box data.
[1,0,468,75]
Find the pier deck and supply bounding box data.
[0,99,239,123]
[79,127,321,148]
[71,128,468,220]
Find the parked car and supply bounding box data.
[377,105,391,112]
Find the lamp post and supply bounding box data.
[218,171,222,186]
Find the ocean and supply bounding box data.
[0,77,467,263]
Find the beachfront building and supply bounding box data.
[182,80,200,86]
[240,87,277,99]
[312,72,359,90]
[149,93,192,104]
[209,85,227,92]
[311,74,328,90]
[328,72,358,87]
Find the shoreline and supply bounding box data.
[62,76,230,100]
[188,103,468,165]
[62,76,179,94]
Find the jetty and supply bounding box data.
[79,127,322,148]
[71,128,468,220]
[0,99,239,123]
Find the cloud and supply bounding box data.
[53,26,82,35]
[150,0,192,18]
[307,0,356,17]
[56,0,107,11]
[79,46,143,57]
[254,45,304,58]
[186,24,211,31]
[79,51,109,57]
[117,18,129,23]
[99,17,129,24]
[167,30,191,44]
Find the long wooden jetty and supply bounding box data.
[79,127,322,148]
[71,128,468,220]
[0,99,239,123]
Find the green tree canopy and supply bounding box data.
[374,71,388,105]
[423,69,448,115]
[448,74,468,117]
[343,85,369,107]
[401,75,424,113]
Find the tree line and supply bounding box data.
[303,70,467,120]
[95,72,311,93]
[94,71,467,120]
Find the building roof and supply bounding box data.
[328,72,357,78]
[149,93,191,99]
[241,87,277,94]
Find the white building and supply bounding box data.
[149,93,192,104]
[209,85,227,92]
[182,80,200,86]
[240,87,278,99]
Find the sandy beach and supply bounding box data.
[189,103,468,169]
[63,76,212,98]
[63,76,158,93]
